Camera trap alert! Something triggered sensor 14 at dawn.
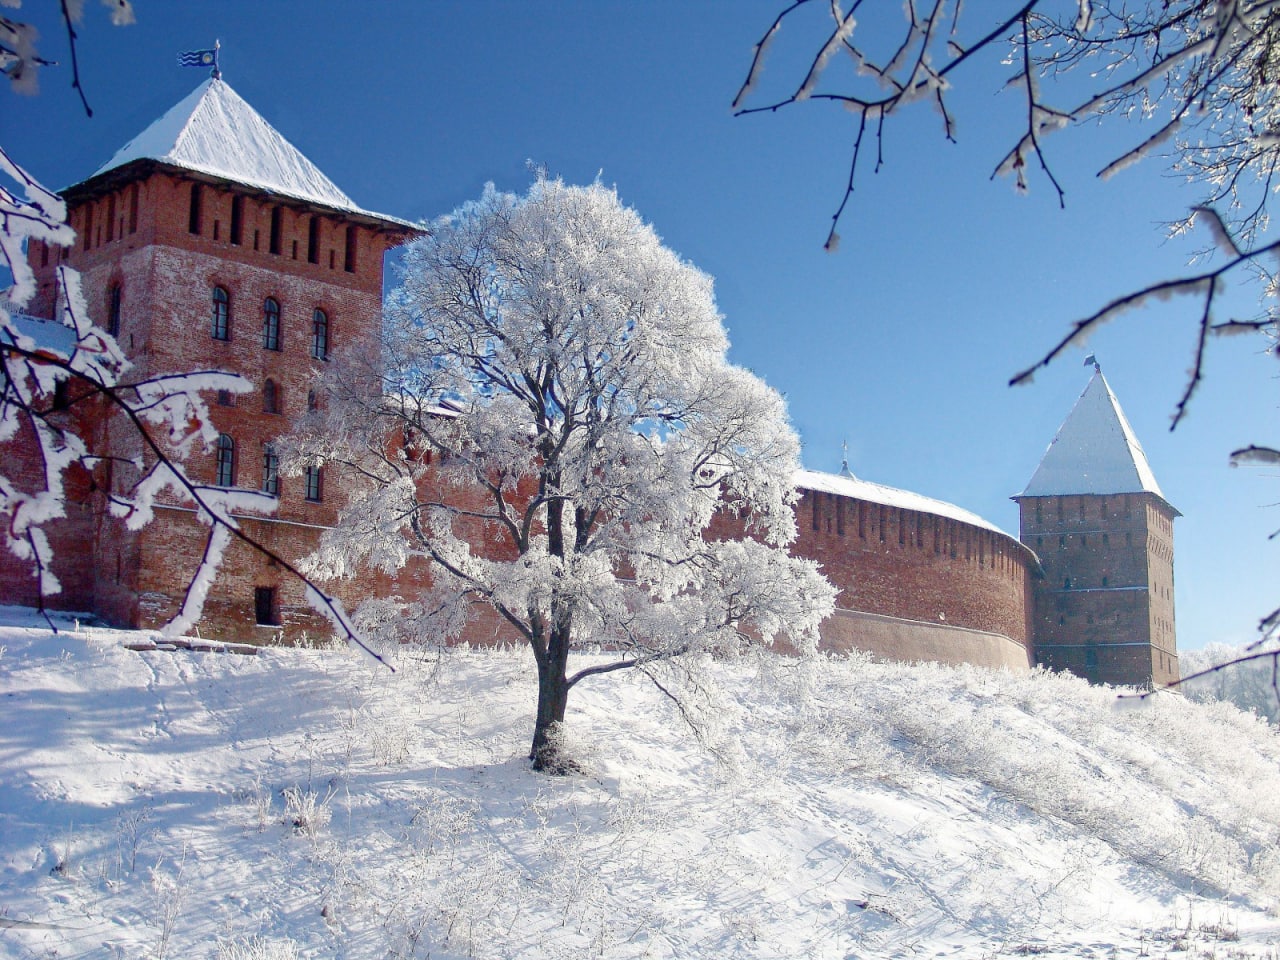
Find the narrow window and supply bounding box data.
[107,283,122,336]
[230,195,244,246]
[52,380,71,411]
[304,465,324,502]
[128,183,139,233]
[328,250,335,270]
[307,389,318,412]
[215,434,236,487]
[216,389,234,407]
[811,494,820,532]
[213,220,220,241]
[1085,645,1098,668]
[269,206,283,255]
[261,443,279,495]
[211,286,231,340]
[262,297,281,350]
[311,308,329,360]
[1035,500,1042,523]
[344,225,357,272]
[307,216,320,264]
[188,182,202,235]
[263,378,280,414]
[105,194,116,242]
[83,203,93,250]
[292,239,298,260]
[254,586,279,626]
[836,497,844,537]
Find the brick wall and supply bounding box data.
[795,489,1034,653]
[1019,492,1179,687]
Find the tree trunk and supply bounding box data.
[529,619,573,772]
[530,654,571,772]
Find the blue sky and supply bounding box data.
[3,2,1274,652]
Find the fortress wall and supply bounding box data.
[820,608,1032,671]
[794,489,1034,665]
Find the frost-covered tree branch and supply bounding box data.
[283,178,835,771]
[739,0,1280,645]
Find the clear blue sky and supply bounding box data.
[3,2,1274,652]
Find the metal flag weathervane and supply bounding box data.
[177,39,220,79]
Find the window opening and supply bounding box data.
[254,586,280,626]
[188,182,202,234]
[311,308,329,360]
[215,434,236,487]
[307,216,320,264]
[269,207,283,254]
[107,284,122,336]
[230,195,244,245]
[211,286,231,340]
[304,465,324,502]
[263,378,280,414]
[262,297,281,350]
[262,443,279,495]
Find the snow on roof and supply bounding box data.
[796,468,1012,539]
[88,78,410,225]
[1020,370,1168,502]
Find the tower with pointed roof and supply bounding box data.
[19,77,418,638]
[1015,369,1180,687]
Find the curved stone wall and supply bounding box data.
[793,472,1036,671]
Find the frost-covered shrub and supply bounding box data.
[1180,642,1279,723]
[217,937,300,960]
[282,785,332,837]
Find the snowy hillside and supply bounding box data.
[1,607,1278,960]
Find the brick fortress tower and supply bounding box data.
[16,77,417,640]
[1015,367,1180,687]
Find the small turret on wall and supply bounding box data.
[1015,366,1180,688]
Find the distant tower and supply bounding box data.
[1015,369,1180,687]
[14,77,416,639]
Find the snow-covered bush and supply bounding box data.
[1180,642,1280,723]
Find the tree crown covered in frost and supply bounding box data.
[285,178,834,758]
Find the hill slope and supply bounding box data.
[0,607,1277,959]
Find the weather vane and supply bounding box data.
[177,39,221,79]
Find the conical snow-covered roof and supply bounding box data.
[1020,370,1173,507]
[86,78,408,224]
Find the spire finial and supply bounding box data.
[839,440,855,479]
[1084,353,1101,373]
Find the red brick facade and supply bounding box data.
[1018,492,1179,687]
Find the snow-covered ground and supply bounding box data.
[0,606,1277,960]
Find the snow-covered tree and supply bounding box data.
[737,0,1280,653]
[283,178,835,771]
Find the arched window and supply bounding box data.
[263,378,280,414]
[303,465,324,502]
[262,297,280,350]
[215,434,236,486]
[261,443,279,496]
[107,283,122,336]
[311,308,329,360]
[211,286,231,341]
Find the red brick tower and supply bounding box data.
[19,78,418,640]
[1015,368,1180,687]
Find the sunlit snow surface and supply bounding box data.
[0,605,1277,959]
